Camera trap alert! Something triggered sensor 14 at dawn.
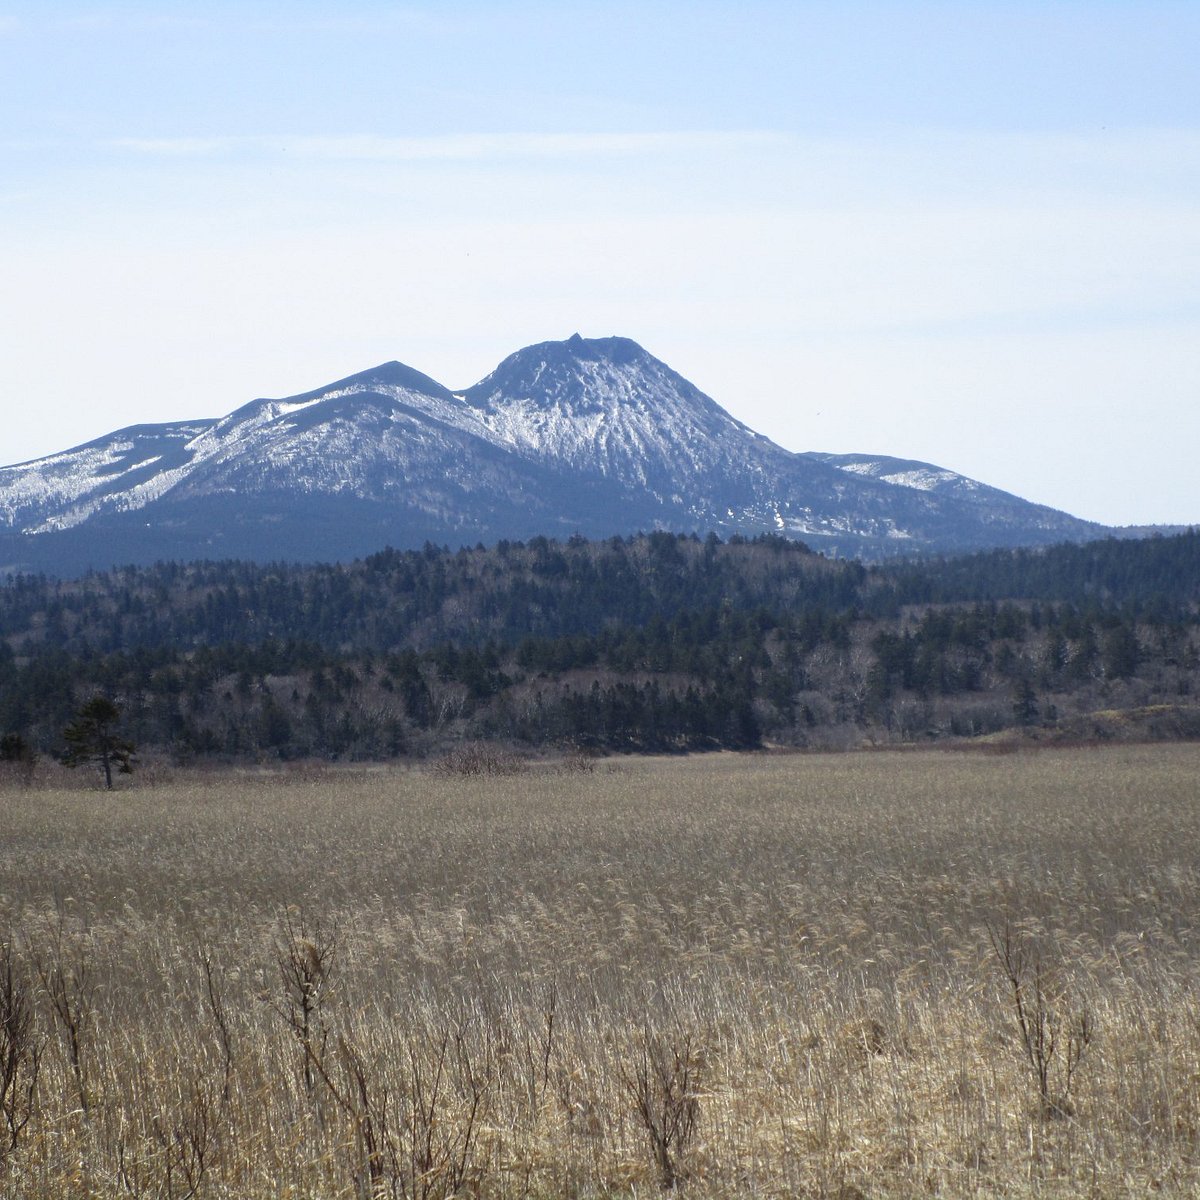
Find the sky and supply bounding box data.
[2,1,1198,527]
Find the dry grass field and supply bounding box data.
[1,745,1199,1197]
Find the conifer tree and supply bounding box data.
[63,696,134,789]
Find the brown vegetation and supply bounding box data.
[1,745,1199,1196]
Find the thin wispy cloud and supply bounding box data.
[108,130,784,162]
[244,11,481,36]
[107,136,238,158]
[103,127,1200,174]
[63,10,473,36]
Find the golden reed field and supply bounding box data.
[2,745,1199,1197]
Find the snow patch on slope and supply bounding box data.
[808,453,986,498]
[837,460,971,492]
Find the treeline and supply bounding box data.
[877,531,1200,615]
[0,531,849,655]
[1,529,1198,763]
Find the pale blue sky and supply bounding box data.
[3,2,1198,525]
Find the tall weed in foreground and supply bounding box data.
[31,913,94,1124]
[988,918,1093,1117]
[0,938,41,1167]
[620,1028,702,1189]
[272,907,337,1103]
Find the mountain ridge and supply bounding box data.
[0,335,1110,575]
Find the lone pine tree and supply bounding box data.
[63,696,134,789]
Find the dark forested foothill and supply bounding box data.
[1,530,1198,762]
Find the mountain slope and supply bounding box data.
[0,336,1107,574]
[0,420,217,535]
[802,451,1089,537]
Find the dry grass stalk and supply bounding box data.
[0,939,41,1166]
[272,908,336,1102]
[988,918,1093,1118]
[621,1030,702,1189]
[31,915,94,1123]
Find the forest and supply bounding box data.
[2,528,1198,765]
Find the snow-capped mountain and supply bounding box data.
[0,335,1105,574]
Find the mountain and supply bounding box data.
[0,335,1107,575]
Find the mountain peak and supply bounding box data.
[524,333,644,367]
[561,333,646,365]
[462,335,659,406]
[558,332,642,359]
[456,334,769,494]
[296,359,457,402]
